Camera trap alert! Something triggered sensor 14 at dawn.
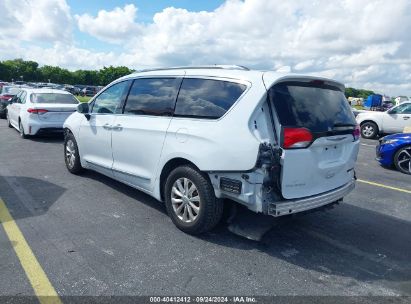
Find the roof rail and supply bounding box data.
[135,65,250,73]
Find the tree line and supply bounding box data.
[0,59,377,96]
[0,59,134,86]
[344,87,375,99]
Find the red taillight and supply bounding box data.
[310,80,325,85]
[353,124,360,141]
[283,128,313,149]
[27,108,48,114]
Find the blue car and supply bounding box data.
[376,133,411,174]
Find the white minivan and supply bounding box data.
[63,66,359,234]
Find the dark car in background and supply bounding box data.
[61,85,76,94]
[80,86,98,97]
[0,86,23,118]
[72,86,81,95]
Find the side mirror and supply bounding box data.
[77,102,89,113]
[77,103,90,120]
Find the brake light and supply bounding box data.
[353,124,360,141]
[27,108,48,114]
[310,80,325,85]
[283,128,313,149]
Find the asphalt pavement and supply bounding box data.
[0,118,410,299]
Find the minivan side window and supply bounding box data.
[391,103,411,114]
[123,78,180,116]
[401,104,411,114]
[92,81,130,114]
[174,79,247,119]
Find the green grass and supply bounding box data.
[77,96,92,103]
[353,105,364,110]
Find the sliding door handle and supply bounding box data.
[112,124,123,131]
[103,123,112,130]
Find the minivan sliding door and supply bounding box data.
[111,76,182,192]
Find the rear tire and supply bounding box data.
[164,166,223,234]
[394,145,411,175]
[361,122,378,139]
[6,113,12,128]
[19,120,27,139]
[64,132,84,174]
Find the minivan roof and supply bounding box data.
[120,66,345,91]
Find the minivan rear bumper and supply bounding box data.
[268,178,355,217]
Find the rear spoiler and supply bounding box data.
[262,72,345,92]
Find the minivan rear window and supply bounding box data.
[268,81,356,133]
[174,79,247,119]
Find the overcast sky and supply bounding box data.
[1,0,410,96]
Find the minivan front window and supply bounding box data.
[91,81,131,114]
[269,81,356,133]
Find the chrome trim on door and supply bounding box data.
[112,167,151,181]
[85,160,112,170]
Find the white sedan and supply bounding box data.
[6,88,79,138]
[356,102,411,139]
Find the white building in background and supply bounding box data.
[382,95,391,103]
[395,96,409,106]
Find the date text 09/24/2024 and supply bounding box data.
[149,296,257,303]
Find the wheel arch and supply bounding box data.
[63,126,74,137]
[159,157,203,202]
[393,144,411,174]
[393,143,411,161]
[359,119,378,127]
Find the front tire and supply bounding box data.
[164,166,223,234]
[361,122,379,139]
[394,145,411,175]
[64,132,84,174]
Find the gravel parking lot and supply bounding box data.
[0,118,410,299]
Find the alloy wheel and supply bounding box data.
[362,125,374,137]
[171,177,200,223]
[396,147,411,174]
[65,139,76,169]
